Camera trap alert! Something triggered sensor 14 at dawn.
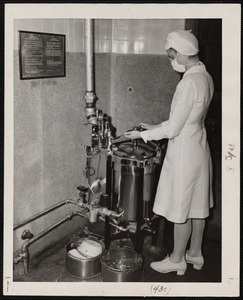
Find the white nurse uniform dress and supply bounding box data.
[140,63,214,224]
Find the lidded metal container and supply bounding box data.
[101,246,144,282]
[109,140,161,221]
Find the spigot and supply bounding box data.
[13,253,24,266]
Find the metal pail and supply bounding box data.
[101,246,144,282]
[65,236,105,279]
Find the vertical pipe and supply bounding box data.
[84,19,97,125]
[105,154,112,209]
[85,19,94,92]
[105,216,110,250]
[104,154,112,250]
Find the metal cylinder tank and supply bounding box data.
[109,140,161,222]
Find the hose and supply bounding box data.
[86,179,100,200]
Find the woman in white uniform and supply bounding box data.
[124,30,214,276]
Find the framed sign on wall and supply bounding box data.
[19,31,66,80]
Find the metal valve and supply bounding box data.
[77,186,88,203]
[21,229,34,240]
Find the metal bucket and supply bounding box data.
[65,236,105,279]
[101,247,144,282]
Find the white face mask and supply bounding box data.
[171,59,186,73]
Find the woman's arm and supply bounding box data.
[140,79,196,143]
[124,122,163,140]
[139,122,162,130]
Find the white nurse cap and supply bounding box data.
[165,30,199,56]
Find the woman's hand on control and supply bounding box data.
[124,130,141,140]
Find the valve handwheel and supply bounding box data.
[77,186,89,193]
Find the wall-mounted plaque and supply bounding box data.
[19,31,66,79]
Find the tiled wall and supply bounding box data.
[111,19,185,54]
[14,19,185,54]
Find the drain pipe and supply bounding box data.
[13,199,80,231]
[84,19,97,125]
[14,211,86,275]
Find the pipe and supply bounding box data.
[21,211,84,251]
[13,199,80,231]
[99,216,130,232]
[105,154,112,209]
[84,19,97,125]
[108,210,124,219]
[19,211,86,274]
[85,19,94,92]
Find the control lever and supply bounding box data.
[133,125,144,132]
[113,125,145,145]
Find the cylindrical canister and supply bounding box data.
[65,236,105,279]
[109,140,160,221]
